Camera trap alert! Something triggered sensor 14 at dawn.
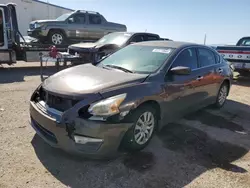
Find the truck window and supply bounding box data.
[130,35,145,43]
[89,14,101,24]
[237,37,250,46]
[70,13,86,24]
[0,10,3,46]
[145,35,159,41]
[241,39,250,46]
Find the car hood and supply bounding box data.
[69,42,116,52]
[42,64,148,97]
[70,42,98,49]
[30,20,62,24]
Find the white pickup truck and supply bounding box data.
[216,37,250,76]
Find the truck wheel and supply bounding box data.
[121,105,157,151]
[49,30,65,45]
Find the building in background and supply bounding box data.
[1,0,73,36]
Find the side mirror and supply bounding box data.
[170,66,191,75]
[68,17,74,23]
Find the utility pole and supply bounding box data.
[204,33,207,45]
[47,0,50,19]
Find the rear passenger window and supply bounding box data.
[172,48,198,70]
[198,48,216,67]
[214,52,221,64]
[71,13,86,24]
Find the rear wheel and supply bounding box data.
[214,82,229,108]
[121,105,157,151]
[49,30,65,45]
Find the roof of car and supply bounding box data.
[132,40,200,49]
[113,32,160,36]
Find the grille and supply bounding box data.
[68,49,94,62]
[68,48,77,56]
[29,24,35,30]
[39,87,79,112]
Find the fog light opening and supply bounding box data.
[74,135,103,145]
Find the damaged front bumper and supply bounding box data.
[29,101,132,158]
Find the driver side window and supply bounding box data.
[69,13,86,24]
[130,35,144,43]
[172,48,198,70]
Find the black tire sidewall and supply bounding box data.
[214,83,229,108]
[121,105,157,151]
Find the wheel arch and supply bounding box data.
[48,28,67,37]
[131,100,162,121]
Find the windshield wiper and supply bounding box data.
[105,64,134,73]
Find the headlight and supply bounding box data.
[34,23,44,28]
[88,93,127,117]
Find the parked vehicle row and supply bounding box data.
[30,41,233,158]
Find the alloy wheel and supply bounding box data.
[51,33,63,45]
[134,111,155,145]
[218,85,228,106]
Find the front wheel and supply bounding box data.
[49,30,65,45]
[121,105,157,151]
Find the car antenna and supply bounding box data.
[204,33,207,45]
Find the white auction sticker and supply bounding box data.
[152,49,171,54]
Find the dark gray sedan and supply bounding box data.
[30,41,233,158]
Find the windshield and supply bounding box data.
[98,45,174,73]
[96,33,132,46]
[56,13,71,21]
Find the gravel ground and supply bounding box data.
[0,62,250,188]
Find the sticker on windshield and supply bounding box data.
[152,49,171,54]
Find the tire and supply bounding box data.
[121,105,157,151]
[213,82,229,108]
[48,30,66,45]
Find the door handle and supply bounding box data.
[218,68,223,74]
[196,76,204,81]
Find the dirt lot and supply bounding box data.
[0,62,250,188]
